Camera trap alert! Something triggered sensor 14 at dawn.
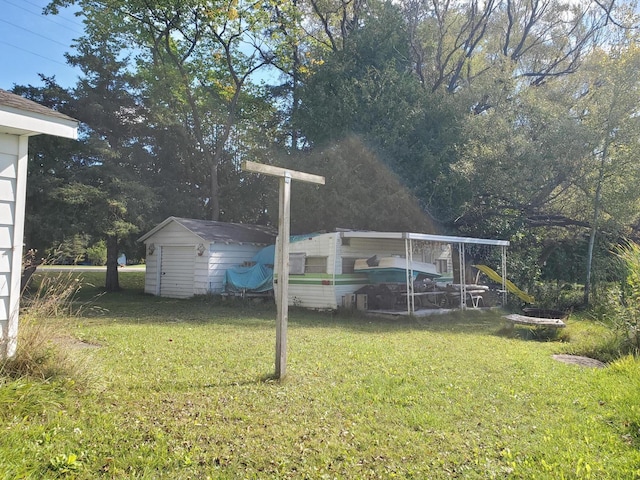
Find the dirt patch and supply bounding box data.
[552,354,605,368]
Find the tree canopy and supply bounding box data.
[14,0,640,300]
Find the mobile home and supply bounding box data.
[276,231,509,314]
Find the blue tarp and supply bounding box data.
[223,245,275,293]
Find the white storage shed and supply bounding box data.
[0,89,78,359]
[139,217,276,298]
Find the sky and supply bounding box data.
[0,0,83,91]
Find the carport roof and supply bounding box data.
[138,216,277,245]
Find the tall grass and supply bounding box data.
[610,241,640,355]
[1,271,84,380]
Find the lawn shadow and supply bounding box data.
[74,289,509,337]
[495,323,569,342]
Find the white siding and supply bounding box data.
[279,233,341,309]
[144,248,159,295]
[0,133,22,358]
[288,284,337,309]
[146,220,200,244]
[142,221,200,298]
[277,234,446,310]
[159,246,196,298]
[207,243,262,293]
[141,219,266,297]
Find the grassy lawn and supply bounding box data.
[1,271,639,478]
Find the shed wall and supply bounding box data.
[142,220,266,297]
[206,243,263,294]
[142,221,201,297]
[159,245,196,298]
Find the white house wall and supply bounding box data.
[0,133,25,358]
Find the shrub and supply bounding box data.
[610,242,640,356]
[530,281,584,312]
[86,240,107,266]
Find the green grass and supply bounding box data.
[2,271,640,478]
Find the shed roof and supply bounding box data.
[139,216,277,245]
[0,88,78,138]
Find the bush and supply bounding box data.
[86,240,107,266]
[609,242,640,356]
[530,281,584,312]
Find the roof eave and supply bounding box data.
[137,216,206,243]
[0,108,78,138]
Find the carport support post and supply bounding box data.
[241,161,325,379]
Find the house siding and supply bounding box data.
[0,133,23,358]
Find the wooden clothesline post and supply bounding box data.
[241,161,325,379]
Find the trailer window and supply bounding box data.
[436,259,448,273]
[289,253,306,274]
[305,256,327,273]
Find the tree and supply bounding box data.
[404,0,626,97]
[571,40,640,303]
[49,0,279,222]
[283,136,435,234]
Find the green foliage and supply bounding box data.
[609,242,640,355]
[530,282,584,312]
[284,136,435,233]
[49,453,83,474]
[1,284,640,477]
[85,240,107,266]
[46,235,89,265]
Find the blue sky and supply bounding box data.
[0,0,82,91]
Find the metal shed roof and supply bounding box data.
[138,216,277,245]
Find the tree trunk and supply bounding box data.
[584,147,608,305]
[210,160,220,221]
[105,234,120,292]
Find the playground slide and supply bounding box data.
[473,264,535,304]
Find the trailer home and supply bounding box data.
[276,231,509,314]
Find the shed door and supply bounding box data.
[160,246,195,298]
